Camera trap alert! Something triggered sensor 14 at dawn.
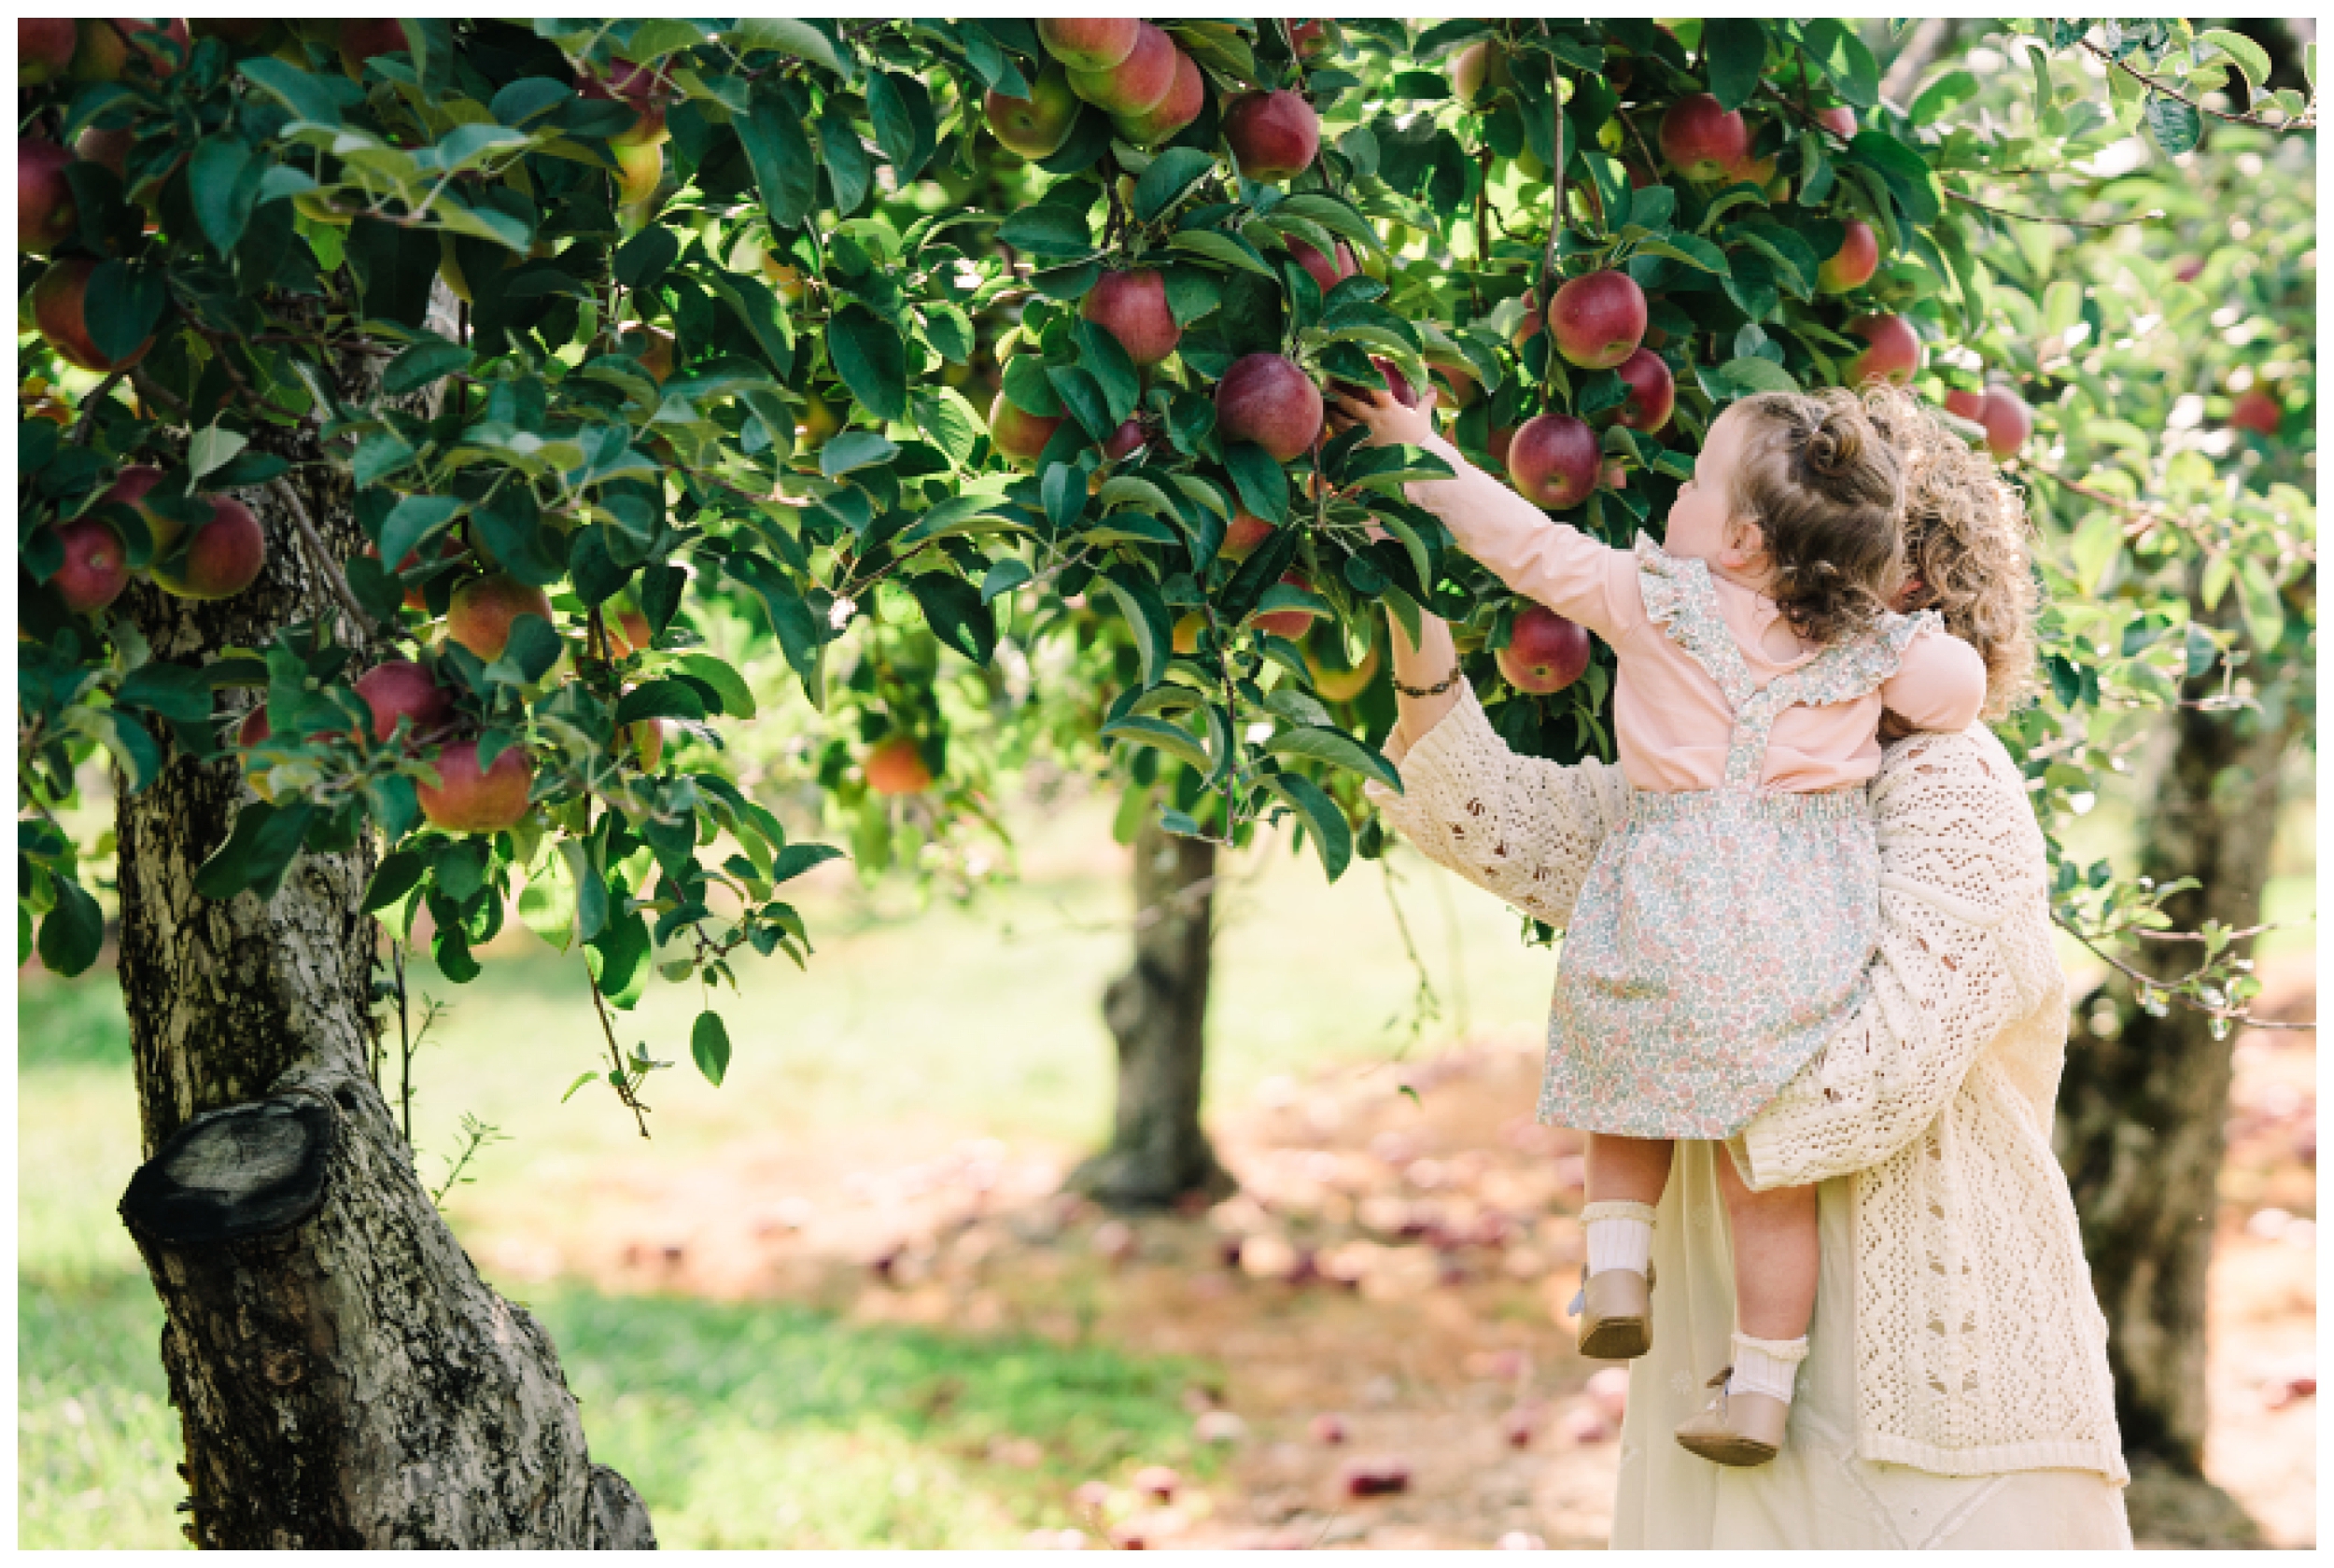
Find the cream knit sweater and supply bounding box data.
[1365,683,2128,1482]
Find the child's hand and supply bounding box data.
[1329,380,1439,449]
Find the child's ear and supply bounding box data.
[1723,516,1767,566]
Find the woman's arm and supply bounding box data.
[1364,651,1631,931]
[1728,727,2056,1188]
[1334,387,1640,644]
[1385,601,1463,754]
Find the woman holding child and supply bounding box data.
[1334,379,2132,1548]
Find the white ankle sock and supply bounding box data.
[1582,1200,1656,1277]
[1726,1333,1809,1403]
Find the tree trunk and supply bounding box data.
[2055,688,2302,1477]
[1068,814,1235,1210]
[109,406,652,1547]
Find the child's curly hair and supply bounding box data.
[1862,387,2040,720]
[1727,390,1905,647]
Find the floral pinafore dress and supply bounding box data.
[1538,542,1942,1141]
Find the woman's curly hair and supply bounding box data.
[1726,390,1905,647]
[1862,386,2041,720]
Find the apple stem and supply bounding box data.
[66,368,128,448]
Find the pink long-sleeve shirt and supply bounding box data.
[1406,433,1987,794]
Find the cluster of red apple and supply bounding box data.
[39,466,266,619]
[577,53,671,212]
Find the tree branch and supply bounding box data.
[2080,38,2317,132]
[2057,915,2315,1031]
[1879,19,1956,106]
[269,479,380,639]
[1947,189,2163,229]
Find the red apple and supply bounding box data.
[48,518,129,614]
[1216,354,1323,462]
[35,256,153,371]
[1306,636,1380,702]
[1287,20,1332,58]
[446,573,554,663]
[1817,219,1878,294]
[353,660,454,746]
[2172,256,2205,284]
[602,607,654,657]
[1036,18,1141,72]
[237,706,270,749]
[1081,268,1180,366]
[1173,610,1205,654]
[1331,356,1416,408]
[1659,93,1749,182]
[578,57,671,147]
[1251,571,1320,639]
[1065,21,1177,115]
[617,321,674,383]
[2229,387,2281,437]
[20,139,77,255]
[153,497,265,601]
[1486,425,1517,466]
[418,738,535,834]
[1453,41,1512,107]
[20,18,78,84]
[1221,510,1275,561]
[1496,604,1590,694]
[1506,413,1599,509]
[1816,105,1857,139]
[988,388,1065,465]
[986,61,1082,160]
[612,140,662,208]
[1101,419,1146,461]
[73,19,189,82]
[1223,90,1319,182]
[624,719,666,771]
[1610,348,1674,432]
[336,19,408,79]
[1977,389,2032,459]
[75,126,133,176]
[865,735,934,795]
[1287,234,1356,295]
[1548,271,1647,370]
[1843,314,1922,386]
[1112,47,1204,146]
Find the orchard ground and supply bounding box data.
[21,770,2314,1549]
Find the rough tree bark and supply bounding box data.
[109,357,652,1547]
[1068,813,1236,1210]
[2056,679,2303,1484]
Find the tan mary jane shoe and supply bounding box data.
[1568,1262,1655,1360]
[1673,1366,1789,1466]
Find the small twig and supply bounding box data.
[2019,463,2201,543]
[270,478,380,637]
[65,368,128,447]
[1946,189,2162,230]
[130,369,190,419]
[587,970,653,1139]
[2057,917,2316,1032]
[2079,38,2316,133]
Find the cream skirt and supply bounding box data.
[1608,1141,2132,1550]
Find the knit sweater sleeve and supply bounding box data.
[1730,727,2055,1189]
[1362,679,1632,930]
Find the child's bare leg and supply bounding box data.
[1584,1132,1673,1207]
[1714,1151,1817,1340]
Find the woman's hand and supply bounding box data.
[1329,382,1440,449]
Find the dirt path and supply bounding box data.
[528,960,2314,1550]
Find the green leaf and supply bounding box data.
[190,135,263,255]
[675,653,756,719]
[865,69,936,179]
[819,428,899,478]
[1801,18,1879,108]
[35,877,104,977]
[612,225,681,292]
[995,205,1094,259]
[1719,355,1799,394]
[2069,511,2123,595]
[980,557,1033,604]
[238,56,351,125]
[1908,68,1980,123]
[1102,714,1212,773]
[517,852,576,952]
[1003,354,1063,418]
[1168,230,1278,278]
[1265,725,1403,793]
[1845,131,1942,225]
[906,572,997,665]
[1071,318,1140,427]
[1132,147,1216,223]
[364,849,429,913]
[691,1010,732,1085]
[740,84,818,228]
[381,337,475,397]
[1701,20,1767,111]
[1221,441,1289,525]
[1263,773,1352,883]
[912,386,985,467]
[827,304,907,422]
[731,18,845,75]
[378,495,465,574]
[614,679,709,726]
[817,107,873,216]
[2235,557,2286,651]
[2198,28,2271,90]
[2142,91,2202,158]
[1100,563,1173,688]
[768,842,845,885]
[84,261,166,365]
[186,424,249,483]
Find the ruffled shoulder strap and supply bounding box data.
[1632,536,1757,711]
[1765,607,1943,714]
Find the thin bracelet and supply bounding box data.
[1391,661,1464,699]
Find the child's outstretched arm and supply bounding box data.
[1878,624,1988,735]
[1331,385,1637,644]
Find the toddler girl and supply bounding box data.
[1332,383,1987,1466]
